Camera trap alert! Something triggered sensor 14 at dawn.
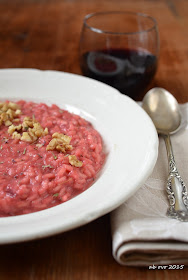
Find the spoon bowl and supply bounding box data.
[142,87,188,222]
[142,87,181,135]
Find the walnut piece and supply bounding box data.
[0,102,21,127]
[12,131,21,140]
[8,124,22,134]
[22,117,35,129]
[68,155,83,167]
[21,117,48,142]
[21,132,36,142]
[5,120,12,127]
[8,116,48,143]
[7,102,20,111]
[46,132,72,153]
[46,133,83,167]
[1,102,48,143]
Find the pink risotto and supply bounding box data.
[0,101,105,217]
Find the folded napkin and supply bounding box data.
[111,103,188,266]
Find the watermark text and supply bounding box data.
[149,264,184,270]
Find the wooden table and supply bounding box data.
[0,0,188,279]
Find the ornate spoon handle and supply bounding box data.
[163,134,188,221]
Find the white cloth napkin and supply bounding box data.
[111,103,188,266]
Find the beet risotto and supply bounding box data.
[0,100,105,217]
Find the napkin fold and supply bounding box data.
[111,103,188,266]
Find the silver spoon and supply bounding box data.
[142,87,188,222]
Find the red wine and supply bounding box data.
[80,48,157,98]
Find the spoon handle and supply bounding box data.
[164,134,188,221]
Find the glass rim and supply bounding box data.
[83,11,158,35]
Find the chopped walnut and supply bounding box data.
[7,102,20,111]
[0,103,8,112]
[1,102,48,144]
[68,155,83,167]
[52,133,71,144]
[21,132,36,143]
[46,132,72,153]
[0,112,9,122]
[44,128,48,135]
[22,117,34,129]
[6,109,14,119]
[31,122,48,138]
[7,116,48,143]
[46,138,57,150]
[15,109,21,115]
[8,124,22,134]
[12,131,21,140]
[0,102,21,127]
[21,117,48,138]
[5,120,12,126]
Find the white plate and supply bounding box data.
[0,69,158,244]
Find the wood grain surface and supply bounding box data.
[0,0,188,279]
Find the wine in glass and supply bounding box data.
[79,11,159,99]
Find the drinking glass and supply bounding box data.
[79,11,159,99]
